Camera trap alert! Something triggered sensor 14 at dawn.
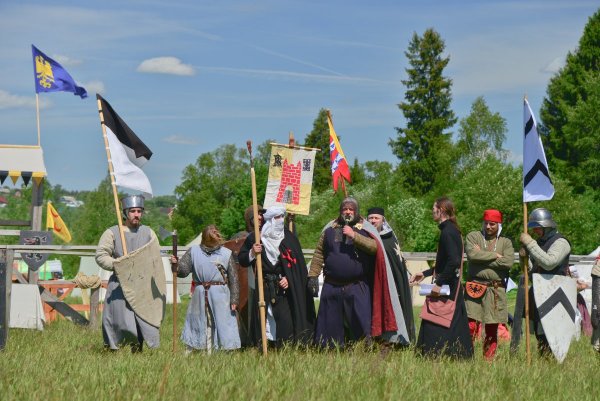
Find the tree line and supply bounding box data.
[2,9,599,278]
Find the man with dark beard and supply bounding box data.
[238,205,316,347]
[367,207,415,343]
[309,198,407,348]
[464,209,514,360]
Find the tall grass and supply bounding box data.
[1,301,597,401]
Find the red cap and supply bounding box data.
[483,209,502,223]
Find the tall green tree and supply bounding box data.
[561,73,600,191]
[455,96,507,169]
[389,28,457,196]
[71,176,115,245]
[540,8,600,192]
[172,142,269,243]
[303,108,331,193]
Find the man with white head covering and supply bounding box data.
[367,207,415,343]
[465,209,514,360]
[95,195,164,352]
[238,205,315,347]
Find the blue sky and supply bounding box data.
[0,1,597,196]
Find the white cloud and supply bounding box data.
[52,54,82,67]
[505,150,523,166]
[542,57,565,74]
[83,80,105,95]
[0,90,51,109]
[162,134,198,145]
[137,57,195,76]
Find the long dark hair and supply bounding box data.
[435,197,461,233]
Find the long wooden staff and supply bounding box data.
[171,230,178,353]
[97,97,128,256]
[523,203,531,364]
[247,140,268,356]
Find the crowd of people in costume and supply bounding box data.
[95,195,600,360]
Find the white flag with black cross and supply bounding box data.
[523,99,554,202]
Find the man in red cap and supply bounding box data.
[464,209,514,360]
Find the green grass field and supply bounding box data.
[1,299,598,401]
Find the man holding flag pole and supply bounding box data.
[94,95,166,352]
[517,98,575,363]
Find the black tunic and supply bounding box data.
[380,230,416,343]
[238,229,316,346]
[416,220,473,359]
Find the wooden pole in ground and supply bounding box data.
[247,140,268,356]
[0,249,14,350]
[97,96,128,256]
[171,230,178,353]
[522,203,531,365]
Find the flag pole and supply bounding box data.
[171,230,178,353]
[523,202,531,365]
[247,140,268,356]
[35,94,41,147]
[522,94,531,364]
[97,97,128,255]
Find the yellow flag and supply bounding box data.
[46,201,72,243]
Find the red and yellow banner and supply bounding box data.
[46,201,72,243]
[328,113,351,192]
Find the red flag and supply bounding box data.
[327,113,351,192]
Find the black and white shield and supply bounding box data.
[19,230,53,271]
[533,273,577,363]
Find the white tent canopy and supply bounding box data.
[0,145,47,185]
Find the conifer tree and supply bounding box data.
[389,28,457,195]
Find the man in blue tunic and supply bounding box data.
[308,197,379,348]
[172,225,240,353]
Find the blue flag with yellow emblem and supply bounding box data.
[31,45,87,99]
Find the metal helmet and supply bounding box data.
[527,208,556,229]
[121,195,145,216]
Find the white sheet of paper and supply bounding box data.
[419,283,450,296]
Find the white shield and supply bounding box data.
[113,238,166,328]
[533,273,577,363]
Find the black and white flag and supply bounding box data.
[523,99,554,202]
[97,94,153,198]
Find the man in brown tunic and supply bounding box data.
[465,209,514,360]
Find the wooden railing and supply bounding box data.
[1,244,596,327]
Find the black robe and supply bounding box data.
[238,229,316,346]
[416,220,473,359]
[380,230,416,343]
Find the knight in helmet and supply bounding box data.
[95,195,164,352]
[520,207,571,356]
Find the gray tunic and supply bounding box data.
[180,245,240,350]
[95,225,160,350]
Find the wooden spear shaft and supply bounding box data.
[247,140,268,356]
[97,97,128,255]
[171,230,178,353]
[523,202,531,365]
